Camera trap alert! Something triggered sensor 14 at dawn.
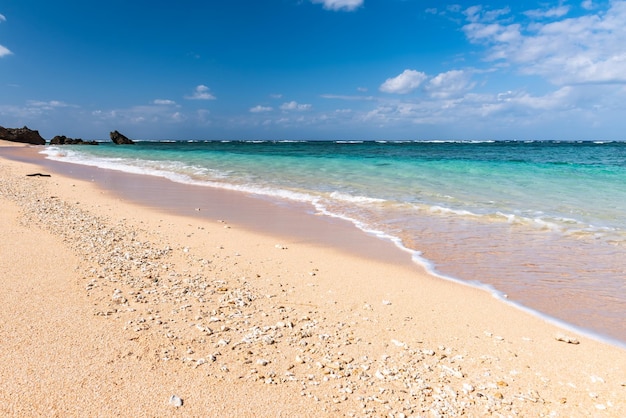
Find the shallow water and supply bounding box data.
[40,140,626,345]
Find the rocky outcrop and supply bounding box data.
[110,130,135,145]
[0,126,46,145]
[50,135,98,145]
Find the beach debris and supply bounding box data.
[169,395,183,407]
[26,173,51,177]
[275,244,287,250]
[382,300,392,305]
[555,333,580,344]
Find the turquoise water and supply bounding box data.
[42,140,626,345]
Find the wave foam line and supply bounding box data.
[41,147,319,204]
[313,199,626,350]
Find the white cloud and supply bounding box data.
[171,112,186,122]
[464,6,510,23]
[582,1,594,11]
[311,0,363,12]
[525,6,570,19]
[250,105,273,113]
[321,93,375,100]
[0,14,10,58]
[379,69,428,94]
[91,103,189,125]
[270,93,283,99]
[463,22,522,46]
[153,99,177,105]
[462,1,626,85]
[425,70,475,99]
[359,84,602,131]
[0,45,12,57]
[185,85,216,100]
[280,101,312,111]
[27,100,72,109]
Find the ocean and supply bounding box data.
[41,140,626,346]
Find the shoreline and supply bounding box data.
[1,141,625,416]
[6,144,414,267]
[8,143,626,349]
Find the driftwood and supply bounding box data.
[26,173,51,177]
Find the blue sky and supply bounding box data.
[1,0,626,140]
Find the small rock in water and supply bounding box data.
[555,333,580,344]
[169,395,183,407]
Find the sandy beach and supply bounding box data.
[1,141,625,417]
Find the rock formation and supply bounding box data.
[50,135,98,145]
[0,126,46,145]
[109,130,135,145]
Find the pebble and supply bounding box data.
[391,339,406,348]
[169,395,183,407]
[462,383,475,393]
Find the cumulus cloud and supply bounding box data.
[379,69,428,94]
[185,85,216,100]
[280,101,312,111]
[311,0,363,12]
[425,70,475,99]
[250,105,273,113]
[462,1,626,85]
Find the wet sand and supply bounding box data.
[1,141,625,417]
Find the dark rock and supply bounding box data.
[50,135,98,145]
[110,130,135,145]
[0,125,46,145]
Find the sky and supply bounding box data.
[1,0,626,140]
